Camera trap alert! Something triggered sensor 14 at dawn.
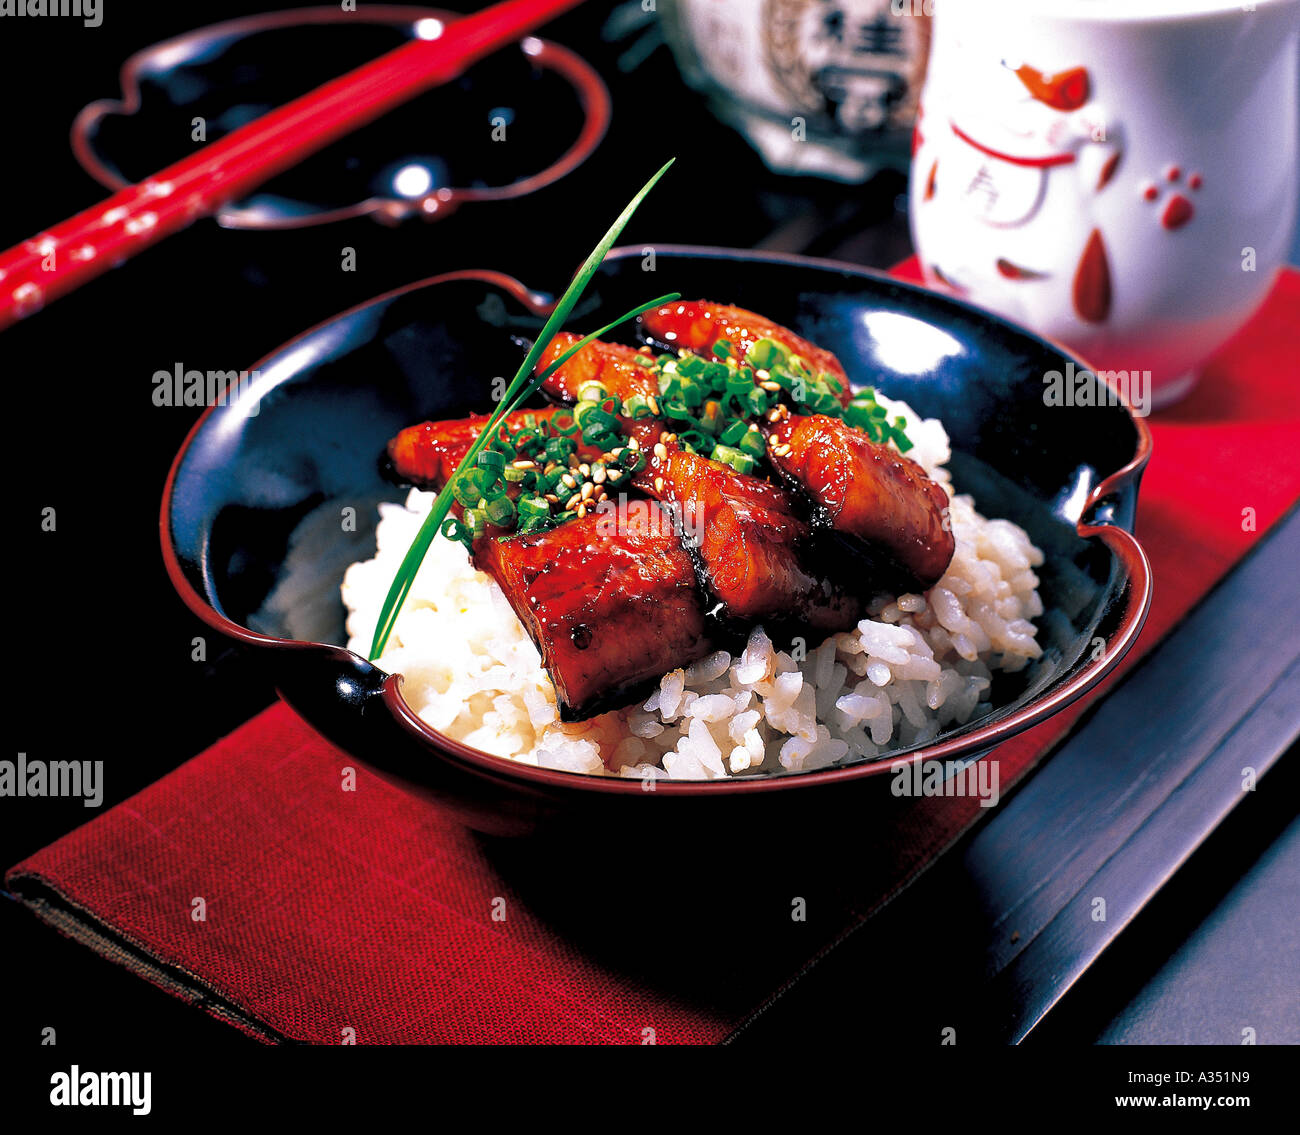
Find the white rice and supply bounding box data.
[342,394,1045,779]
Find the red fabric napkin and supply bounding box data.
[8,266,1299,1044]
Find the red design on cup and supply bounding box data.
[1096,151,1121,191]
[1161,194,1194,230]
[1014,64,1090,111]
[1072,228,1112,323]
[996,258,1049,281]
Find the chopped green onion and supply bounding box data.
[810,390,841,415]
[451,472,483,507]
[476,450,505,475]
[737,429,767,458]
[543,437,574,464]
[744,388,770,417]
[748,337,786,370]
[484,496,516,526]
[724,370,752,396]
[711,444,755,475]
[440,516,469,548]
[717,419,748,447]
[624,394,653,419]
[676,354,706,378]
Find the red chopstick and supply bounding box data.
[0,0,584,332]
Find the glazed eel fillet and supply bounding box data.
[388,412,713,719]
[474,506,713,719]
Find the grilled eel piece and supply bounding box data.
[622,422,863,632]
[386,407,601,489]
[474,504,713,721]
[639,299,853,406]
[763,413,954,590]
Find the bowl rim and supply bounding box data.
[71,4,612,231]
[160,246,1153,796]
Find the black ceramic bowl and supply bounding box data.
[162,248,1151,835]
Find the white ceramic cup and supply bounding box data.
[910,0,1300,409]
